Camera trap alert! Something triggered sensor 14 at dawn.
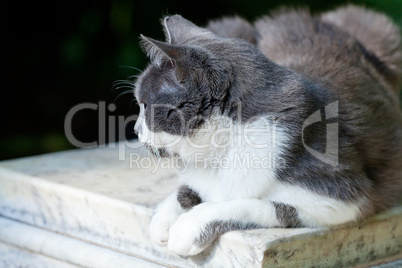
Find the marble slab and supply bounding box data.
[0,142,401,267]
[0,217,163,268]
[0,242,79,268]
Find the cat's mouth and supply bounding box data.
[143,143,172,158]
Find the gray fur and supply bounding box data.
[254,7,402,215]
[194,221,260,248]
[206,16,257,45]
[272,202,302,228]
[177,185,202,210]
[135,6,402,225]
[144,144,170,158]
[321,5,402,91]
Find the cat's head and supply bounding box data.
[133,15,271,156]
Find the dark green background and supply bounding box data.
[3,0,402,160]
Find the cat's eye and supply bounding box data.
[143,103,147,109]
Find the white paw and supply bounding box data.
[149,211,177,246]
[167,212,207,256]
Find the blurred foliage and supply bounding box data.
[2,0,402,160]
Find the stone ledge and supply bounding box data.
[0,217,163,268]
[262,207,401,267]
[0,144,400,267]
[0,241,80,268]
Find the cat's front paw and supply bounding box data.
[149,211,177,246]
[167,210,212,256]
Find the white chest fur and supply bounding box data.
[175,115,289,202]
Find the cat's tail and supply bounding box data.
[206,16,257,45]
[321,5,402,93]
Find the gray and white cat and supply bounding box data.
[133,5,402,256]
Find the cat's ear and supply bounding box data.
[140,34,230,98]
[140,35,184,63]
[140,35,194,82]
[161,15,214,44]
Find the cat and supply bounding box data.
[133,5,402,256]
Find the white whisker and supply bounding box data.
[118,66,143,73]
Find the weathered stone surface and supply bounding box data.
[262,207,402,268]
[0,217,163,268]
[0,241,79,268]
[0,143,400,267]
